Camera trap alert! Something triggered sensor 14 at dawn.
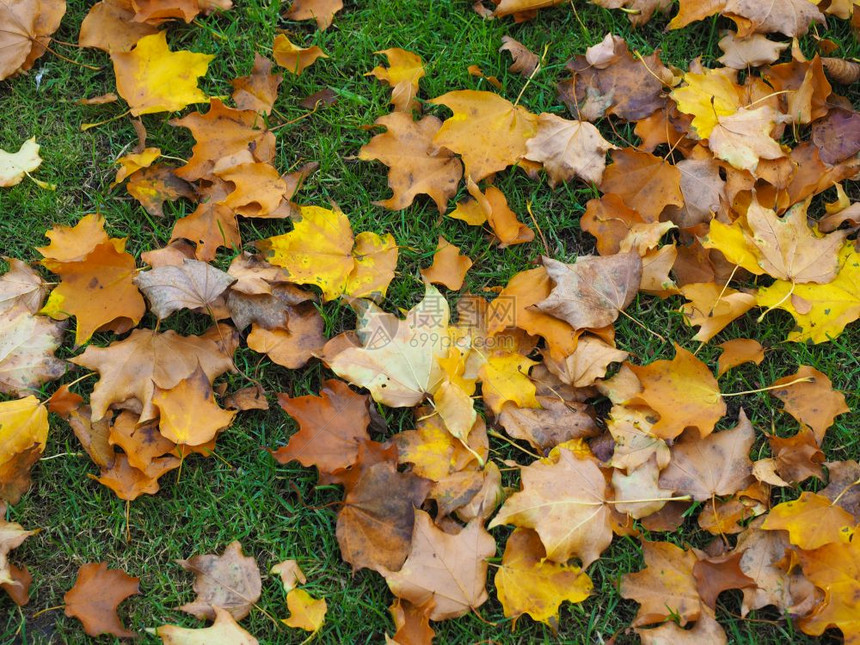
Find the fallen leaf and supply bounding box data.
[271,560,305,593]
[367,48,425,113]
[79,0,159,53]
[478,350,538,415]
[231,53,282,115]
[693,551,756,609]
[328,283,449,407]
[71,328,234,422]
[283,588,327,632]
[762,492,854,550]
[558,39,670,122]
[0,138,45,188]
[657,410,754,500]
[0,258,47,316]
[127,164,196,217]
[718,32,788,69]
[153,366,236,446]
[246,305,325,369]
[499,36,539,76]
[420,236,472,290]
[273,34,327,75]
[796,533,860,643]
[158,606,259,644]
[716,338,765,376]
[271,379,370,473]
[495,528,592,626]
[39,238,145,346]
[770,366,849,442]
[498,396,599,452]
[171,99,275,182]
[600,148,684,222]
[0,396,48,504]
[723,0,824,37]
[259,205,397,302]
[170,202,240,262]
[628,344,726,440]
[178,541,262,621]
[536,253,642,330]
[388,598,435,645]
[430,90,537,181]
[0,0,65,80]
[336,453,431,572]
[679,282,757,343]
[0,307,65,396]
[63,562,139,638]
[708,106,788,172]
[112,31,212,115]
[736,525,817,616]
[381,509,495,621]
[358,112,463,213]
[756,242,860,343]
[671,68,742,139]
[285,0,342,30]
[135,258,235,320]
[489,446,612,566]
[94,451,179,500]
[636,606,727,644]
[621,541,702,627]
[524,113,616,186]
[0,515,36,588]
[612,456,675,518]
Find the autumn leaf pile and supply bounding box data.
[2,0,860,642]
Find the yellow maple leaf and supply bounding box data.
[671,68,743,139]
[478,351,539,416]
[0,396,48,471]
[258,205,396,301]
[756,243,860,343]
[283,588,326,632]
[111,32,213,116]
[430,90,537,181]
[495,529,592,625]
[367,48,425,112]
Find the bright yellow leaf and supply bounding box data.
[495,529,592,625]
[259,205,397,301]
[283,588,326,632]
[0,395,48,469]
[111,32,213,116]
[478,351,539,415]
[762,492,854,550]
[671,68,743,139]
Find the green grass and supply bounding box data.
[1,1,858,643]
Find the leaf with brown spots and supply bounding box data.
[178,541,262,621]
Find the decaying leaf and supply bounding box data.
[178,541,262,621]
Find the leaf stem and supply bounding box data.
[722,376,813,397]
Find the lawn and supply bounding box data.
[1,0,858,643]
